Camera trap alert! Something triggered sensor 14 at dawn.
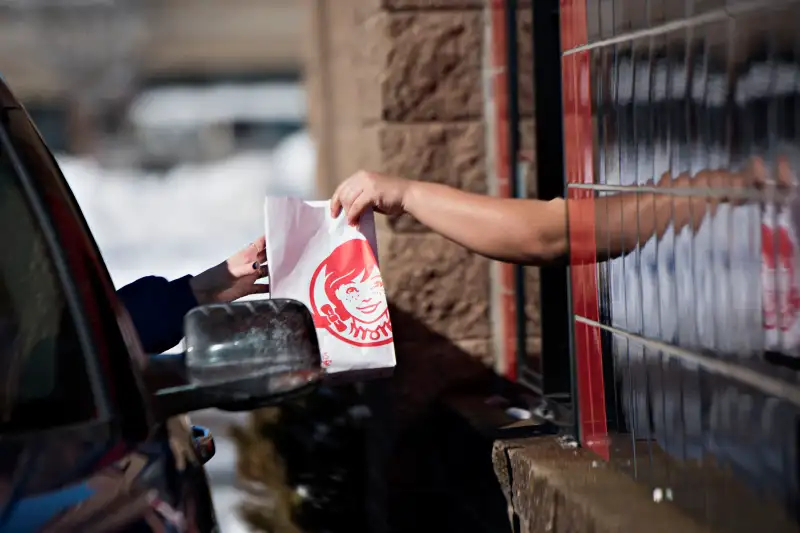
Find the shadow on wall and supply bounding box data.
[231,304,517,533]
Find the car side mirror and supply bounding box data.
[144,299,322,419]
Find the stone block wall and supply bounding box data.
[303,0,497,401]
[302,0,541,379]
[301,0,542,529]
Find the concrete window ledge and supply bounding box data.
[492,437,708,533]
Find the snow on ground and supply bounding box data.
[59,130,316,533]
[129,82,306,129]
[60,130,316,288]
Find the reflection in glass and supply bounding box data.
[567,1,800,530]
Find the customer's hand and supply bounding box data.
[189,236,269,305]
[331,171,413,225]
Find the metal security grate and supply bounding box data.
[558,0,800,530]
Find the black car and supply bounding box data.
[0,78,322,532]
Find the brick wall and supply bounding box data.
[303,0,496,398]
[302,0,542,385]
[303,2,489,531]
[302,1,542,529]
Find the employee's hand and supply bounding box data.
[189,236,269,305]
[331,171,413,225]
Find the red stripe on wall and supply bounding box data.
[489,0,519,381]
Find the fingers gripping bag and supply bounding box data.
[264,197,396,382]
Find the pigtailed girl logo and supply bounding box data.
[310,239,393,349]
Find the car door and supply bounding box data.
[0,89,218,532]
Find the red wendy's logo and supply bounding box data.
[762,223,800,332]
[309,239,392,350]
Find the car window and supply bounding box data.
[0,133,96,432]
[4,106,150,439]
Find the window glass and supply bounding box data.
[0,131,95,432]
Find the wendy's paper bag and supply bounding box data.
[264,197,396,376]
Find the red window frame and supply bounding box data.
[560,0,609,459]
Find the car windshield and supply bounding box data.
[0,117,96,433]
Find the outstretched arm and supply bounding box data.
[400,181,566,264]
[117,275,199,354]
[331,157,783,266]
[585,156,787,262]
[117,237,270,354]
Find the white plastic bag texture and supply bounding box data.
[264,197,396,376]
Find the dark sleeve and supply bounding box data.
[116,275,199,354]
